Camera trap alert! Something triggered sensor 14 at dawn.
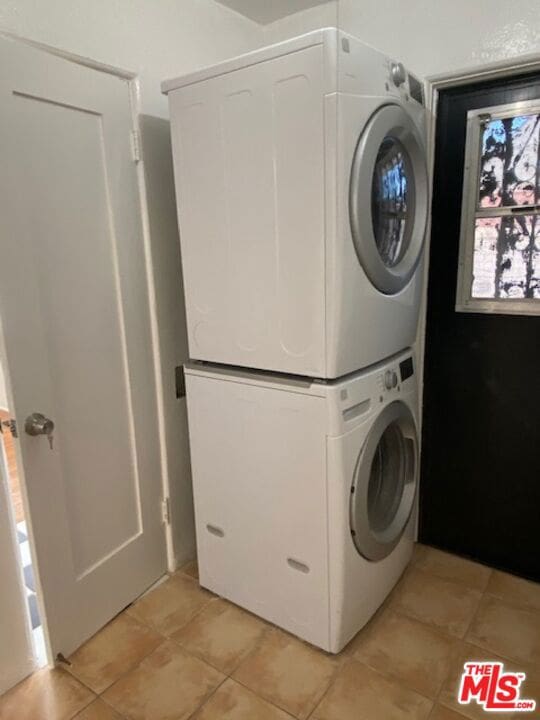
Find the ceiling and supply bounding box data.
[215,0,330,25]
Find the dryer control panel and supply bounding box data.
[388,62,424,106]
[407,73,424,106]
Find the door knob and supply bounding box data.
[25,412,55,438]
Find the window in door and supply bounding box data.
[456,100,540,314]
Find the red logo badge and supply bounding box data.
[458,662,536,712]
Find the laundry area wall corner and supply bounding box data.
[0,0,266,571]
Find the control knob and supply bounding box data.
[384,370,398,390]
[390,62,406,87]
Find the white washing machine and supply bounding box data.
[185,350,419,653]
[163,28,428,378]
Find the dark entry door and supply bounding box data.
[420,73,540,582]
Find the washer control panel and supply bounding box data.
[378,368,398,396]
[384,369,399,390]
[377,356,414,397]
[399,356,414,382]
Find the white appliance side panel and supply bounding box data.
[337,32,395,96]
[169,45,326,375]
[185,373,330,648]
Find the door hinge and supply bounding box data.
[56,652,72,666]
[175,365,186,399]
[161,497,171,525]
[0,418,18,438]
[130,129,141,163]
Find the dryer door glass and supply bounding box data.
[371,137,413,268]
[350,401,417,562]
[350,104,428,295]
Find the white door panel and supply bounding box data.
[0,37,166,658]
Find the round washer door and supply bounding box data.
[349,103,428,295]
[350,400,418,562]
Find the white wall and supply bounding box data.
[338,0,540,77]
[0,0,264,574]
[263,1,336,43]
[0,6,263,693]
[139,115,196,567]
[0,358,7,410]
[0,0,262,117]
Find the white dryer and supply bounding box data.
[185,350,419,653]
[163,29,428,378]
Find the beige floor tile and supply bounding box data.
[180,560,199,580]
[438,641,537,720]
[429,705,468,720]
[486,570,540,612]
[311,660,432,720]
[127,573,212,636]
[517,675,540,718]
[103,640,224,720]
[173,598,268,674]
[352,609,457,698]
[413,546,491,592]
[74,698,124,719]
[466,595,540,667]
[412,542,429,564]
[67,613,162,694]
[518,676,540,719]
[390,567,482,637]
[0,667,94,720]
[192,678,294,719]
[232,628,338,719]
[340,592,395,659]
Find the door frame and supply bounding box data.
[0,30,174,671]
[415,50,540,453]
[0,317,35,691]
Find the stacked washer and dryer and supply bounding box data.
[162,28,428,653]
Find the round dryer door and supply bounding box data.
[350,401,418,562]
[349,104,428,295]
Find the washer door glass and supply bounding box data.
[350,401,417,562]
[350,104,428,295]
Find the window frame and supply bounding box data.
[456,99,540,315]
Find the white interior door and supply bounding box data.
[0,36,167,659]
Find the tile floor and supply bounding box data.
[1,544,538,720]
